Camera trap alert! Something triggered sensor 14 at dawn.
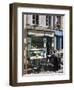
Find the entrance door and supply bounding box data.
[46,37,52,55]
[56,36,63,50]
[56,36,60,50]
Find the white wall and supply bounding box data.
[27,15,33,25]
[0,0,74,90]
[39,15,46,26]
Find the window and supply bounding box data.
[57,16,61,24]
[46,15,51,26]
[31,37,44,48]
[56,16,61,29]
[32,14,39,25]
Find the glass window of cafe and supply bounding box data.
[27,35,54,59]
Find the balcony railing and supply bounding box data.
[25,24,52,31]
[25,24,63,31]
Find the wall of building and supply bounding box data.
[24,14,64,30]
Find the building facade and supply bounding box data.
[23,14,64,74]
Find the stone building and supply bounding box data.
[23,14,64,74]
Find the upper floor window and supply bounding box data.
[46,15,51,26]
[32,14,39,25]
[57,16,61,24]
[56,16,61,29]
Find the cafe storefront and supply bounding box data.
[27,30,55,60]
